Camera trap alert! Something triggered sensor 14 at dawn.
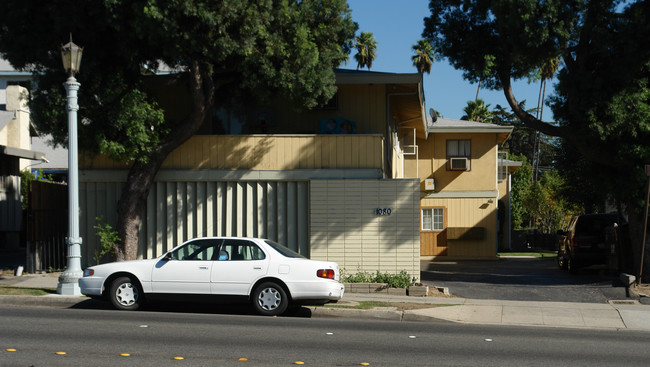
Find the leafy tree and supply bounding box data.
[460,99,492,123]
[411,39,435,74]
[354,31,377,70]
[493,103,558,176]
[0,0,357,261]
[510,155,532,230]
[423,0,650,278]
[524,170,578,233]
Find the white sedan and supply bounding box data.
[79,237,344,316]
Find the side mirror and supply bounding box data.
[162,253,172,261]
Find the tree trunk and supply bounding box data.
[115,161,163,261]
[114,61,215,260]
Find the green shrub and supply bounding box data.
[342,269,414,288]
[93,216,119,265]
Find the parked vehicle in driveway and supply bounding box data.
[557,213,623,272]
[79,237,344,316]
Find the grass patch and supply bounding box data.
[0,286,56,296]
[498,251,557,259]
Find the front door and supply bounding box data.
[420,207,447,256]
[151,238,222,294]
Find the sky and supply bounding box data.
[345,0,551,120]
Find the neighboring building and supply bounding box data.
[0,83,46,249]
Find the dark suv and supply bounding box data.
[557,213,623,272]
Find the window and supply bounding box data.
[219,240,266,261]
[170,239,221,261]
[315,92,339,110]
[446,139,471,157]
[264,240,307,258]
[421,208,444,231]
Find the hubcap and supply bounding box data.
[258,287,281,311]
[116,283,138,306]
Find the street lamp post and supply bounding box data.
[57,36,84,296]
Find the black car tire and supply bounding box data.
[109,276,143,311]
[252,282,289,316]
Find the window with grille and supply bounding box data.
[421,208,444,231]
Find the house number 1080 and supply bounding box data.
[375,208,392,215]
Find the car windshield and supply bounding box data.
[264,240,306,259]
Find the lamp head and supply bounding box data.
[61,34,83,76]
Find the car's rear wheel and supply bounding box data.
[109,276,143,311]
[252,282,289,316]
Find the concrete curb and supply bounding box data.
[309,306,404,321]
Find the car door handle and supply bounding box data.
[253,267,262,270]
[198,266,209,270]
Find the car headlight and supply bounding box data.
[84,268,94,277]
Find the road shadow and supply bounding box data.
[69,297,314,318]
[420,257,631,303]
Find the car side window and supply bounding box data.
[170,239,222,261]
[218,240,266,261]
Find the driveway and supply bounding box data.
[420,257,632,303]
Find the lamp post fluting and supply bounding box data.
[57,37,84,296]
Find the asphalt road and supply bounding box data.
[2,306,650,366]
[421,257,632,303]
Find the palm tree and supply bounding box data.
[354,31,377,70]
[475,54,495,101]
[532,57,560,183]
[411,39,434,74]
[461,99,492,123]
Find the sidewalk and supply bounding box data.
[2,272,650,331]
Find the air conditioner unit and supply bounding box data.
[425,178,435,191]
[449,157,470,171]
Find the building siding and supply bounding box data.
[420,196,497,258]
[310,179,420,281]
[80,135,384,171]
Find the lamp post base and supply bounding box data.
[57,270,83,296]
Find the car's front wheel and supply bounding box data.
[252,282,289,316]
[109,276,143,311]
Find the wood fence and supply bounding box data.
[25,181,67,272]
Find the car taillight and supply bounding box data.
[317,269,335,279]
[84,268,94,277]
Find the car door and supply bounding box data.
[211,239,269,295]
[151,239,222,294]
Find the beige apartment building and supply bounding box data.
[78,69,518,280]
